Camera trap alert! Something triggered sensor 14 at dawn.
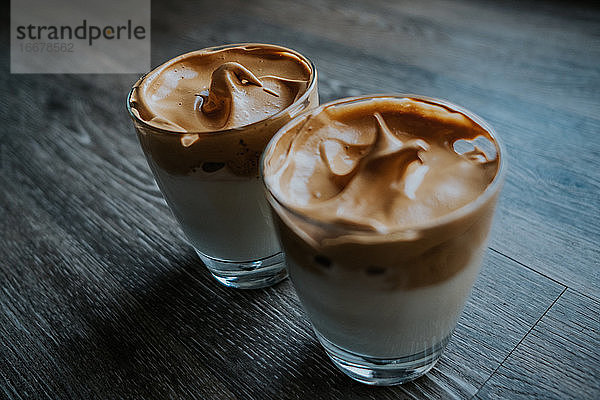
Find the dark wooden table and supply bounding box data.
[2,0,599,399]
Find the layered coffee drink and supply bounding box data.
[262,95,504,384]
[128,44,318,288]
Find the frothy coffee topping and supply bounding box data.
[128,44,316,177]
[264,97,499,232]
[130,45,312,132]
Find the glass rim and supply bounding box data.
[261,93,507,235]
[126,42,318,137]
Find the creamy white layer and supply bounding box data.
[288,249,485,358]
[151,162,281,262]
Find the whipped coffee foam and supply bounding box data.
[129,44,315,177]
[263,96,502,289]
[264,97,498,231]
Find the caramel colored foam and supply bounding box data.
[128,44,315,176]
[263,97,501,288]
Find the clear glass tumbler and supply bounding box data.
[127,44,318,289]
[262,95,505,384]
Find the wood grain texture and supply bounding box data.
[475,290,600,399]
[1,0,599,399]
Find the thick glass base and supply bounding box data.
[195,250,288,289]
[315,330,450,386]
